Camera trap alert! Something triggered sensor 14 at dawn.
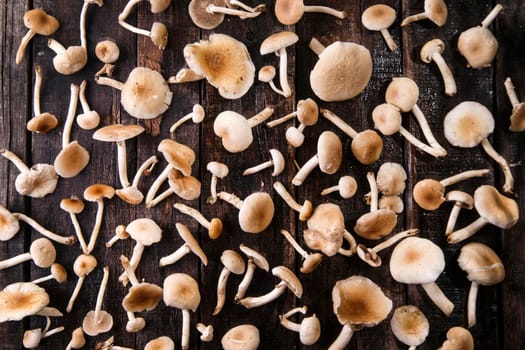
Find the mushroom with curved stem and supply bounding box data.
[217,191,275,234]
[65,327,85,350]
[16,9,59,64]
[196,323,214,342]
[438,327,474,350]
[147,169,201,207]
[274,0,346,25]
[214,107,274,153]
[400,0,447,27]
[243,149,285,176]
[84,184,115,254]
[213,250,246,315]
[206,161,229,204]
[444,191,474,236]
[206,0,264,19]
[321,176,357,199]
[280,229,322,274]
[169,104,205,135]
[258,65,287,97]
[279,306,321,345]
[238,266,302,308]
[390,305,430,350]
[173,203,223,239]
[66,254,97,313]
[77,80,100,130]
[276,98,319,148]
[159,223,208,267]
[106,225,128,248]
[23,316,65,348]
[116,155,158,205]
[234,244,269,301]
[118,0,168,49]
[60,197,88,253]
[26,65,58,134]
[227,0,266,12]
[32,263,67,284]
[82,266,113,336]
[95,40,120,77]
[448,185,518,244]
[356,228,419,267]
[222,324,260,350]
[361,5,397,51]
[458,4,503,69]
[504,77,525,131]
[0,238,55,271]
[421,39,456,96]
[95,336,135,350]
[444,101,514,192]
[187,0,262,30]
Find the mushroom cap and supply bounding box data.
[372,103,402,136]
[356,244,381,267]
[175,223,208,266]
[458,242,505,286]
[425,0,448,26]
[444,101,494,147]
[354,209,397,240]
[122,283,163,312]
[92,124,145,142]
[116,186,144,205]
[191,104,206,123]
[26,112,58,133]
[238,192,275,233]
[54,141,90,178]
[0,205,20,241]
[14,163,58,198]
[126,317,146,333]
[95,40,120,64]
[52,46,88,75]
[208,218,223,239]
[158,139,195,177]
[274,0,305,25]
[168,170,201,200]
[214,111,252,153]
[221,250,246,275]
[299,314,321,345]
[73,254,97,277]
[509,103,525,131]
[338,176,358,199]
[0,282,49,322]
[60,197,85,214]
[458,26,498,69]
[379,195,404,213]
[188,0,225,30]
[207,161,229,178]
[310,41,372,102]
[385,77,419,112]
[163,273,201,311]
[376,162,407,196]
[317,131,342,174]
[296,98,319,125]
[69,327,86,348]
[23,9,59,35]
[390,305,430,347]
[126,218,163,246]
[331,275,392,328]
[82,310,114,336]
[260,31,299,55]
[474,185,519,228]
[439,326,474,350]
[83,184,115,202]
[49,263,68,283]
[390,236,445,284]
[269,149,285,176]
[150,22,168,50]
[258,65,276,82]
[413,178,445,210]
[23,328,44,348]
[304,203,345,256]
[184,33,255,99]
[30,238,56,268]
[150,0,172,13]
[239,244,269,271]
[361,4,396,30]
[145,336,175,350]
[272,266,303,297]
[445,190,474,209]
[351,130,383,165]
[299,253,323,274]
[120,67,173,119]
[221,324,260,350]
[420,38,445,63]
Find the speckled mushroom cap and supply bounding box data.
[444,101,494,147]
[238,192,275,234]
[390,305,429,347]
[221,324,260,350]
[303,203,345,257]
[158,139,196,177]
[0,282,49,322]
[457,242,505,286]
[385,77,419,112]
[163,273,201,312]
[473,185,518,229]
[92,124,145,142]
[188,0,225,29]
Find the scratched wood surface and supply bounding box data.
[1,0,524,349]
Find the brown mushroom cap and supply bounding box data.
[30,238,56,268]
[439,327,474,350]
[145,336,175,350]
[474,185,519,229]
[26,113,58,134]
[84,184,115,202]
[372,103,402,135]
[0,282,49,322]
[188,0,225,29]
[95,40,120,64]
[458,26,498,69]
[351,130,383,165]
[168,170,201,200]
[425,0,448,26]
[296,98,319,125]
[0,205,20,241]
[413,179,445,210]
[126,218,163,246]
[163,273,201,311]
[385,77,419,112]
[221,250,246,275]
[54,141,90,178]
[93,124,145,142]
[317,131,342,174]
[122,283,163,312]
[221,324,260,350]
[49,263,68,283]
[304,203,345,257]
[238,192,275,233]
[458,242,505,286]
[60,197,85,214]
[390,305,429,347]
[24,9,59,36]
[260,31,299,55]
[444,101,494,147]
[158,139,196,177]
[361,4,396,30]
[150,22,169,50]
[213,111,252,153]
[354,209,397,240]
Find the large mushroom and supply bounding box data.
[0,282,50,322]
[274,0,346,25]
[16,9,59,64]
[82,266,113,336]
[217,191,274,234]
[26,65,58,134]
[0,238,56,271]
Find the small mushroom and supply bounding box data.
[188,0,262,30]
[16,9,59,64]
[361,4,397,51]
[260,32,299,97]
[145,336,175,350]
[173,202,223,239]
[77,80,100,130]
[106,224,129,248]
[206,161,229,204]
[205,0,263,20]
[126,312,146,333]
[159,223,208,267]
[444,190,474,236]
[26,65,58,133]
[84,184,116,253]
[0,238,55,271]
[154,170,201,203]
[213,250,246,315]
[169,104,205,135]
[267,98,318,147]
[376,162,407,196]
[438,327,474,350]
[274,0,346,25]
[280,229,322,274]
[238,266,302,308]
[217,191,274,234]
[95,336,135,350]
[504,77,525,131]
[379,195,404,213]
[390,305,429,350]
[421,39,457,96]
[214,107,274,153]
[66,254,98,313]
[196,324,214,342]
[23,316,64,348]
[273,181,313,221]
[168,67,204,83]
[320,176,357,199]
[82,266,113,336]
[258,65,286,97]
[0,282,50,323]
[400,0,447,27]
[279,306,321,345]
[234,244,269,301]
[32,263,67,284]
[95,39,120,77]
[65,327,85,350]
[221,324,260,350]
[118,0,168,49]
[356,228,418,267]
[444,101,514,192]
[242,149,285,176]
[116,155,158,205]
[458,4,503,69]
[60,197,88,253]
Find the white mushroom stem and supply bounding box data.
[79,80,92,114]
[106,225,128,248]
[481,4,503,29]
[116,141,131,188]
[303,5,346,18]
[133,155,158,187]
[380,28,397,51]
[94,266,110,323]
[47,39,67,55]
[0,149,30,173]
[62,83,80,149]
[95,63,115,78]
[118,0,153,37]
[217,191,243,209]
[66,276,86,313]
[401,12,429,26]
[213,267,233,315]
[445,205,465,236]
[292,155,319,186]
[309,37,326,56]
[238,283,287,308]
[13,212,75,245]
[145,164,172,208]
[173,203,212,230]
[119,19,154,38]
[196,323,214,342]
[119,0,141,20]
[398,125,445,157]
[206,5,261,19]
[467,281,479,328]
[119,242,145,285]
[67,209,88,254]
[86,198,107,253]
[328,324,354,350]
[169,105,205,134]
[229,0,265,12]
[338,230,357,256]
[65,328,85,350]
[121,255,139,286]
[95,76,124,91]
[159,244,192,267]
[33,65,43,116]
[247,107,275,127]
[279,306,307,331]
[168,68,204,83]
[411,104,447,155]
[367,172,379,212]
[276,47,292,97]
[439,169,490,187]
[320,109,358,138]
[266,111,297,128]
[181,309,191,350]
[430,51,457,96]
[147,188,174,208]
[280,229,309,260]
[480,138,514,193]
[0,252,33,270]
[16,29,38,64]
[80,0,102,49]
[235,260,255,301]
[268,79,287,97]
[504,77,520,108]
[420,282,454,316]
[242,159,274,176]
[447,217,488,244]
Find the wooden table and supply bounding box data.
[1,0,524,349]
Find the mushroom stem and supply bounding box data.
[147,188,174,208]
[79,80,91,113]
[106,225,128,248]
[181,309,191,350]
[467,281,479,328]
[118,20,153,37]
[62,83,80,149]
[309,37,326,56]
[380,28,397,51]
[168,68,204,83]
[480,4,503,29]
[247,107,275,127]
[367,172,379,212]
[320,185,338,195]
[80,0,91,49]
[229,0,265,12]
[328,324,354,350]
[119,0,142,21]
[420,282,454,316]
[33,65,43,116]
[206,5,261,18]
[159,244,191,267]
[145,164,172,208]
[94,266,110,323]
[67,211,88,254]
[16,30,37,64]
[235,260,255,301]
[86,199,106,253]
[66,276,86,313]
[266,111,297,128]
[480,138,514,193]
[401,12,428,26]
[242,160,273,176]
[238,283,287,308]
[431,52,457,96]
[439,169,490,187]
[292,155,319,186]
[47,39,66,54]
[320,109,358,138]
[116,141,131,188]
[0,252,32,270]
[302,5,346,19]
[273,181,303,213]
[268,80,287,97]
[279,306,307,332]
[338,230,357,256]
[95,76,124,91]
[169,115,193,134]
[217,191,243,209]
[277,47,292,97]
[371,229,418,254]
[42,325,65,338]
[13,212,76,245]
[447,217,488,244]
[213,268,231,315]
[173,203,211,229]
[504,77,520,108]
[0,149,30,173]
[398,126,445,157]
[132,155,158,187]
[119,242,145,285]
[280,229,309,259]
[445,205,463,236]
[411,104,447,155]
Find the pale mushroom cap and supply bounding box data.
[425,0,448,26]
[458,242,505,286]
[260,31,299,55]
[272,265,303,297]
[332,275,392,327]
[54,141,90,178]
[379,195,404,213]
[274,0,304,25]
[207,161,229,178]
[158,139,196,176]
[390,236,445,284]
[338,176,358,199]
[92,124,145,142]
[24,9,59,36]
[376,162,407,196]
[310,41,373,102]
[385,77,419,112]
[221,250,246,275]
[317,131,342,174]
[50,263,68,283]
[52,46,88,75]
[444,101,495,147]
[120,67,173,119]
[306,203,345,245]
[445,190,474,209]
[351,130,383,165]
[239,244,269,271]
[214,111,252,153]
[0,206,20,241]
[26,113,58,133]
[440,326,474,350]
[145,336,175,350]
[116,187,144,205]
[269,149,285,176]
[163,273,201,311]
[126,218,163,246]
[168,170,201,200]
[184,33,255,99]
[150,22,168,49]
[127,317,146,333]
[258,65,276,82]
[362,4,396,30]
[299,314,321,345]
[95,40,120,63]
[122,283,164,312]
[221,324,260,350]
[188,0,225,30]
[390,305,429,347]
[474,185,519,228]
[296,98,319,125]
[82,310,114,336]
[413,179,445,210]
[60,198,85,214]
[73,254,97,276]
[458,26,498,69]
[150,0,172,13]
[421,38,445,63]
[15,163,58,198]
[0,282,49,322]
[175,223,208,265]
[354,209,397,240]
[238,192,275,233]
[30,238,56,268]
[84,184,115,201]
[372,103,402,136]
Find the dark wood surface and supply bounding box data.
[1,0,524,349]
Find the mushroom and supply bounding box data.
[320,176,358,199]
[180,33,255,99]
[60,197,88,253]
[217,191,274,234]
[95,336,135,350]
[390,236,454,315]
[118,0,169,49]
[274,0,346,25]
[238,266,302,308]
[0,149,58,198]
[82,266,113,336]
[292,131,342,186]
[420,39,457,96]
[412,168,490,210]
[95,39,120,77]
[260,31,299,98]
[169,104,205,135]
[77,80,100,130]
[53,83,90,178]
[65,327,85,350]
[320,108,384,164]
[376,162,407,196]
[280,229,322,273]
[444,101,514,192]
[438,327,474,350]
[163,273,201,350]
[242,149,285,176]
[361,4,397,51]
[168,67,205,84]
[214,107,274,153]
[145,336,175,350]
[15,9,59,64]
[279,306,321,345]
[504,77,525,131]
[400,0,447,27]
[196,324,214,342]
[23,317,64,348]
[234,244,269,301]
[173,202,223,239]
[444,191,474,236]
[204,0,263,20]
[148,173,201,208]
[457,4,503,69]
[116,155,158,205]
[272,181,313,220]
[0,238,56,271]
[221,324,260,350]
[106,224,129,248]
[458,242,505,328]
[390,305,430,350]
[448,185,518,244]
[84,184,116,253]
[379,195,404,213]
[356,228,419,267]
[0,282,50,322]
[309,38,372,102]
[32,263,67,284]
[187,0,262,30]
[66,254,98,313]
[206,161,229,204]
[213,250,246,315]
[329,275,392,350]
[258,65,286,97]
[26,65,58,134]
[159,223,208,267]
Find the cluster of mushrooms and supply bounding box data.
[0,0,522,349]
